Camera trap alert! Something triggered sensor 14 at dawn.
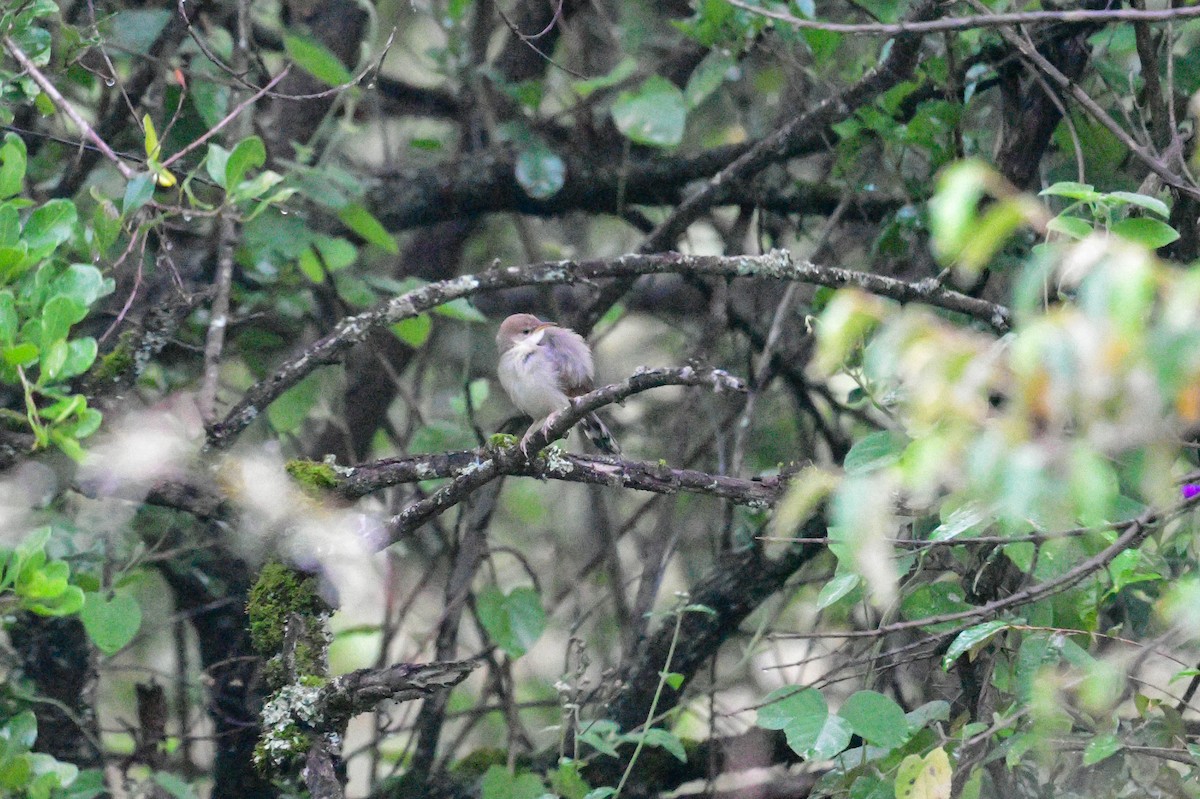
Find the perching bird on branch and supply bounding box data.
[496,313,621,456]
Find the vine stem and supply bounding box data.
[612,603,686,799]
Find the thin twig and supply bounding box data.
[159,67,291,170]
[198,195,237,423]
[726,0,1200,35]
[2,36,135,179]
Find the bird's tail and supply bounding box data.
[580,412,621,456]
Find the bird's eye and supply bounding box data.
[521,328,531,334]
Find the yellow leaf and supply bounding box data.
[154,166,177,188]
[895,747,951,799]
[142,114,160,160]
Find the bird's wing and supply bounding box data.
[542,326,595,396]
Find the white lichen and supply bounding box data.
[456,458,492,477]
[541,445,573,474]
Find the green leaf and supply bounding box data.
[583,789,617,799]
[18,558,68,599]
[191,79,230,130]
[0,204,19,247]
[3,342,38,367]
[57,264,110,307]
[611,76,688,148]
[683,51,734,108]
[1110,217,1180,249]
[905,700,951,730]
[391,314,432,347]
[804,28,843,65]
[28,751,78,793]
[1104,190,1169,218]
[1039,181,1100,202]
[477,586,545,658]
[26,583,84,616]
[956,198,1029,274]
[838,690,911,749]
[90,198,121,254]
[816,572,860,609]
[151,771,197,799]
[338,203,398,254]
[297,248,326,283]
[784,704,852,760]
[0,756,32,790]
[0,134,27,200]
[0,291,16,344]
[758,686,852,759]
[571,56,636,97]
[205,143,230,188]
[577,720,621,758]
[639,728,686,762]
[844,430,908,474]
[225,136,266,192]
[101,9,170,55]
[40,338,68,383]
[514,144,566,200]
[283,34,353,87]
[53,766,103,799]
[900,582,971,632]
[3,711,37,750]
[757,686,815,730]
[930,161,991,260]
[64,407,102,439]
[23,199,77,253]
[123,173,155,214]
[233,173,286,206]
[928,503,987,542]
[480,766,546,799]
[44,395,84,425]
[267,369,324,433]
[41,294,88,342]
[1045,214,1092,240]
[549,761,590,799]
[1069,444,1117,526]
[80,591,142,655]
[313,236,357,271]
[941,621,1010,670]
[432,298,486,323]
[1082,732,1121,766]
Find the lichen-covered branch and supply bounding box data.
[319,659,480,724]
[208,250,1009,448]
[323,448,781,508]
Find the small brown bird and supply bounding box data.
[495,313,621,455]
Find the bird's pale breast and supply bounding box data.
[498,336,571,419]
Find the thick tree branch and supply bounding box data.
[330,449,782,507]
[208,250,1010,448]
[583,517,828,785]
[319,659,480,727]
